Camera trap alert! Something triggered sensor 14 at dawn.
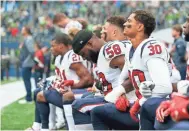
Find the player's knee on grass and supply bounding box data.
[37,91,47,102]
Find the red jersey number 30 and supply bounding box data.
[148,44,162,56]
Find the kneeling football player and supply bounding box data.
[72,28,139,130]
[28,33,93,131]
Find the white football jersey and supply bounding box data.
[54,50,85,82]
[97,40,130,95]
[125,38,171,99]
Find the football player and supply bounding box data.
[71,16,129,115]
[71,25,139,130]
[121,10,172,130]
[80,17,139,130]
[28,33,93,131]
[51,13,84,129]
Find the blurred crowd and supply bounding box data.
[1,1,189,43]
[1,0,189,81]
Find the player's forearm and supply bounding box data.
[122,79,134,93]
[71,77,94,89]
[118,62,129,85]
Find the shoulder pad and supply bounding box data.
[141,40,169,65]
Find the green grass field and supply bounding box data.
[1,99,35,130]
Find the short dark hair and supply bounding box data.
[93,29,102,38]
[53,13,67,24]
[132,10,156,36]
[53,33,72,46]
[106,16,126,30]
[172,24,183,36]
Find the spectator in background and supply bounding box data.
[183,16,189,80]
[170,24,187,80]
[10,23,19,37]
[19,26,35,104]
[33,42,45,88]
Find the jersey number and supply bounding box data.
[98,72,112,95]
[148,45,162,55]
[55,67,67,80]
[129,70,146,99]
[72,54,80,62]
[106,44,121,58]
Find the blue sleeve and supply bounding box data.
[176,40,186,57]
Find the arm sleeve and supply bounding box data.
[147,58,172,97]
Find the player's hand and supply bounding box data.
[105,85,126,103]
[130,99,140,122]
[139,81,155,98]
[169,92,189,122]
[62,80,74,87]
[115,94,130,112]
[156,100,171,123]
